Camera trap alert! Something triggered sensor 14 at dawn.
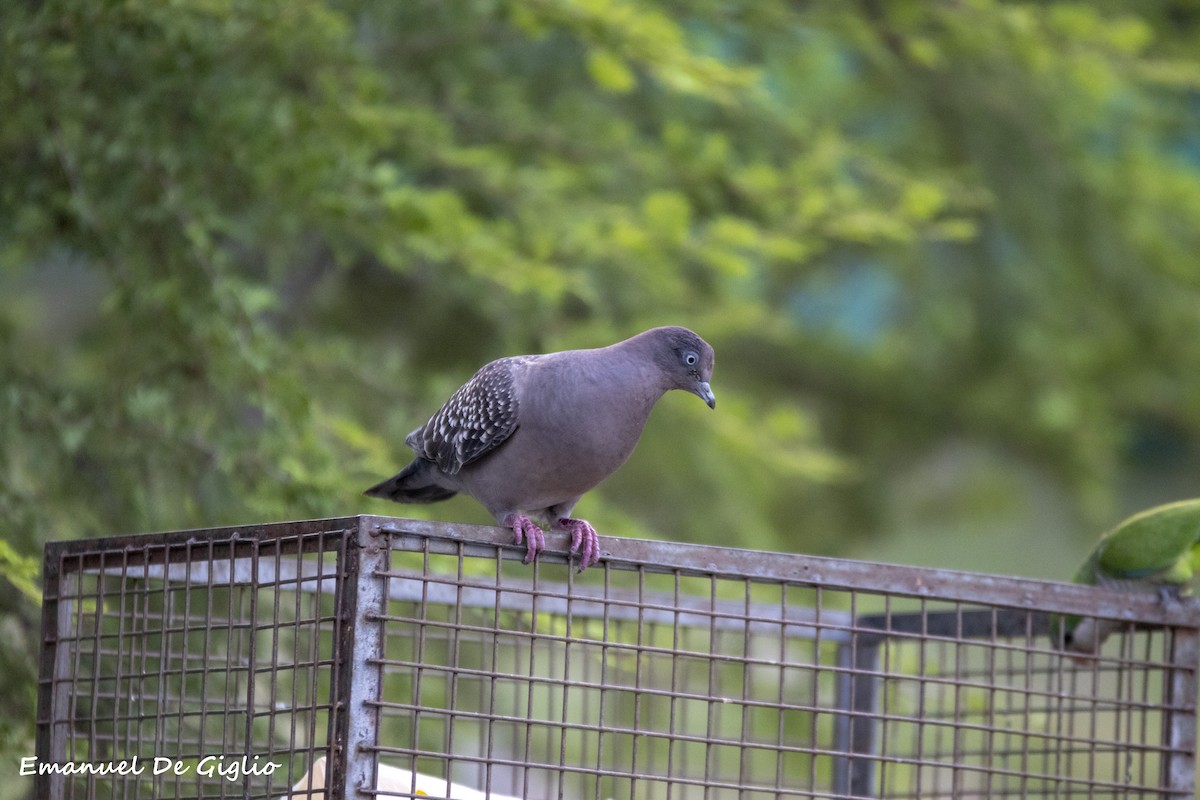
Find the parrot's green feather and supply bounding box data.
[1061,499,1200,659]
[1092,499,1200,584]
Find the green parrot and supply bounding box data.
[1061,498,1200,658]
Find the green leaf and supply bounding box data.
[587,48,637,94]
[0,542,40,604]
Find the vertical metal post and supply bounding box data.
[327,521,389,800]
[35,547,72,800]
[1161,627,1199,799]
[833,634,881,799]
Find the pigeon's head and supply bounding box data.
[646,326,716,409]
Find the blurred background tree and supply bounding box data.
[2,0,1200,791]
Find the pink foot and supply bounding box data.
[503,513,545,564]
[556,517,600,572]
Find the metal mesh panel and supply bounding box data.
[36,516,1199,799]
[37,523,353,799]
[364,527,1197,800]
[847,610,1184,798]
[372,558,841,798]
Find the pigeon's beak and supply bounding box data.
[695,381,716,409]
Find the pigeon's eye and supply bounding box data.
[683,352,698,366]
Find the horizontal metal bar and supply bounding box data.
[377,569,854,638]
[371,630,1190,716]
[365,738,1166,796]
[85,556,342,591]
[366,661,1187,751]
[81,557,853,638]
[44,517,358,557]
[366,516,1200,626]
[50,514,1200,625]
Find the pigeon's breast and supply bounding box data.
[456,356,663,514]
[526,356,660,471]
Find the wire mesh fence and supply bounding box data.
[36,516,1199,799]
[36,520,353,799]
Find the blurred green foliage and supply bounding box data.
[3,0,1200,789]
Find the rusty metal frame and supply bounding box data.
[35,515,1200,799]
[36,519,358,799]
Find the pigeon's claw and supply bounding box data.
[557,517,600,572]
[504,513,545,564]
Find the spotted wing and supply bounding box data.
[405,357,522,475]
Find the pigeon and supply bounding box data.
[364,326,716,570]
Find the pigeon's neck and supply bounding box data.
[601,339,674,402]
[534,344,667,410]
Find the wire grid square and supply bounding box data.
[37,527,351,799]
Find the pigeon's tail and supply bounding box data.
[364,459,458,504]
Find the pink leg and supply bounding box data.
[503,513,545,565]
[555,517,600,572]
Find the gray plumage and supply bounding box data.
[365,326,716,569]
